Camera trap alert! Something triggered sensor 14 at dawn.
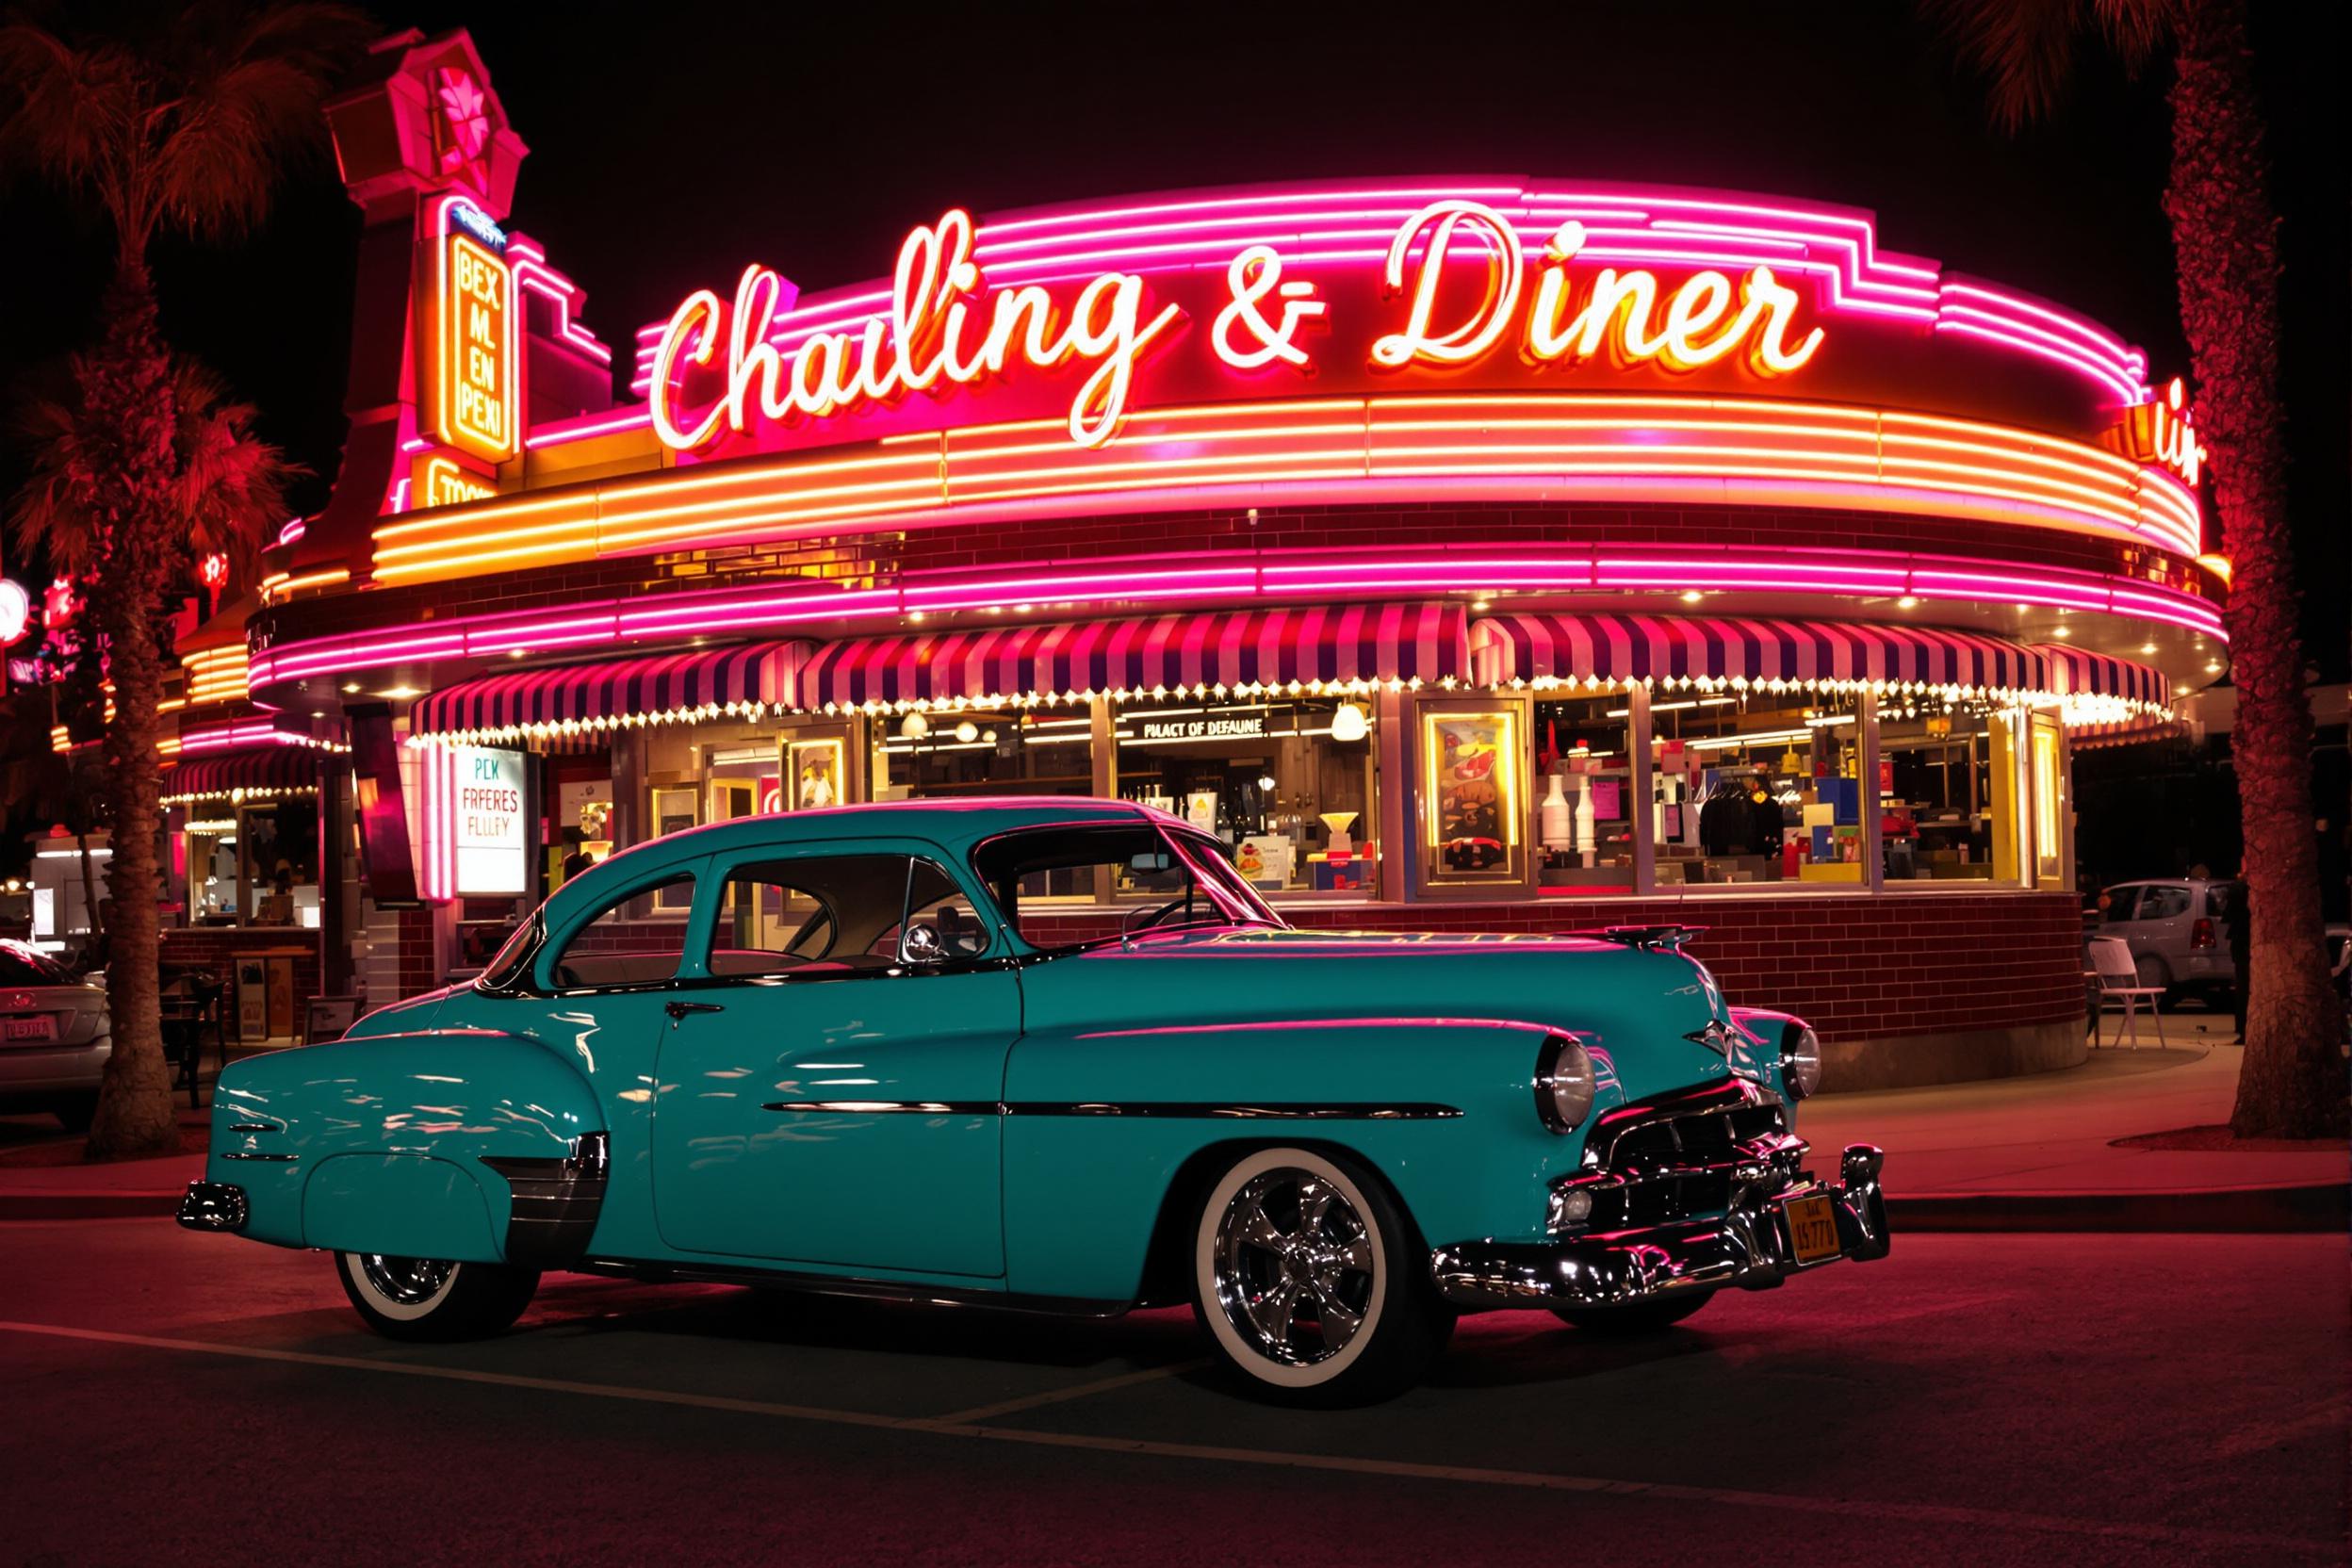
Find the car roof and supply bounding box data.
[546,796,1179,922]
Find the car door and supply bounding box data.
[650,839,1019,1278]
[475,860,709,1256]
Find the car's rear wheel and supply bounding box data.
[335,1251,539,1342]
[1191,1146,1452,1407]
[1551,1288,1717,1335]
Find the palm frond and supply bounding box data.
[168,360,302,572]
[0,23,140,191]
[1922,0,2178,129]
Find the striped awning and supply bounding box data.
[2034,644,2171,709]
[1469,613,2050,694]
[161,745,324,803]
[409,642,810,741]
[799,603,1467,709]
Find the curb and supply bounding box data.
[1889,1184,2347,1233]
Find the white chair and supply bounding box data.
[2088,936,2167,1049]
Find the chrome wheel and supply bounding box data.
[357,1254,455,1307]
[1212,1167,1377,1367]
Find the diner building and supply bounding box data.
[155,30,2221,1083]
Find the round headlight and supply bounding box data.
[1785,1023,1822,1101]
[1534,1035,1596,1133]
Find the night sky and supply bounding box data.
[0,0,2344,668]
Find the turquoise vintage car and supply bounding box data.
[181,798,1887,1404]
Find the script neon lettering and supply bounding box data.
[1371,200,1524,368]
[1518,220,1821,377]
[651,207,1182,452]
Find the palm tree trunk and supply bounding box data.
[2164,0,2345,1138]
[76,827,103,946]
[80,260,181,1161]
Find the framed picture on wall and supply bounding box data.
[1417,698,1528,890]
[789,737,845,810]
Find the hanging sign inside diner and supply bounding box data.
[649,199,1830,457]
[1139,713,1269,742]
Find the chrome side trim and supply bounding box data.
[220,1152,297,1163]
[762,1101,1001,1115]
[1014,1102,1462,1120]
[759,1101,1463,1119]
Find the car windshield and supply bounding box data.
[0,941,74,987]
[972,822,1284,951]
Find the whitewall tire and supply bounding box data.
[1190,1146,1451,1406]
[336,1251,540,1342]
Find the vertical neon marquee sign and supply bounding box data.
[424,202,519,466]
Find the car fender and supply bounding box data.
[205,1027,602,1266]
[1001,1017,1604,1302]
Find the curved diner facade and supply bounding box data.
[189,32,2223,1085]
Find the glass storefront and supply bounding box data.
[179,797,320,927]
[1112,694,1378,895]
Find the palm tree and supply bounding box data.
[0,3,359,1158]
[1929,0,2343,1138]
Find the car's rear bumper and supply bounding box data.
[1429,1144,1890,1311]
[177,1182,248,1233]
[0,1041,110,1097]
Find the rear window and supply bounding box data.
[0,943,74,987]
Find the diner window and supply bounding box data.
[183,799,319,926]
[1112,695,1378,896]
[1653,691,1861,887]
[551,874,695,989]
[1533,686,1636,895]
[877,706,1091,800]
[1878,699,2021,885]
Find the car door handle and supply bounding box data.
[664,1000,725,1021]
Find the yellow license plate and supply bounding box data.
[1783,1193,1842,1266]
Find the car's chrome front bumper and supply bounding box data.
[177,1181,248,1233]
[1429,1144,1890,1311]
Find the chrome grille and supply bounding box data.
[1553,1079,1800,1233]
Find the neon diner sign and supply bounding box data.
[648,198,1831,456]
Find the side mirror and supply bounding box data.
[897,922,944,968]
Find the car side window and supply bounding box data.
[870,859,993,961]
[2137,887,2191,921]
[709,854,917,979]
[2101,887,2141,921]
[550,874,696,989]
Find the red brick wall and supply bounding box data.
[160,927,322,1018]
[1016,891,2086,1047]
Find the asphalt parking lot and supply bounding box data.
[2,1218,2343,1566]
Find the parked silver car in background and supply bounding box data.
[2092,878,2240,1006]
[0,940,111,1129]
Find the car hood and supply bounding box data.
[1027,924,1741,1098]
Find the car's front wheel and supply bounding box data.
[1191,1146,1452,1406]
[335,1251,539,1342]
[1551,1288,1716,1335]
